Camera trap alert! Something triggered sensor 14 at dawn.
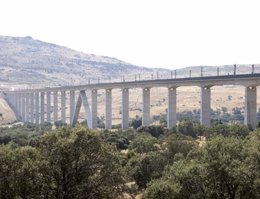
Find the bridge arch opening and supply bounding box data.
[150,87,168,125]
[176,86,200,123]
[211,85,245,124]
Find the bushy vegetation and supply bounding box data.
[0,121,260,198]
[158,107,260,125]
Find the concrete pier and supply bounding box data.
[30,92,34,123]
[200,86,211,126]
[25,93,29,122]
[70,90,75,126]
[35,92,39,125]
[91,90,98,129]
[61,91,66,123]
[53,91,58,122]
[122,88,129,129]
[46,91,51,123]
[40,92,45,124]
[167,87,177,128]
[19,94,22,121]
[21,93,25,122]
[105,89,112,129]
[17,93,22,120]
[142,88,150,126]
[245,86,257,128]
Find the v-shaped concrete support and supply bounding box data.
[71,91,93,128]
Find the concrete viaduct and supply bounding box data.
[3,73,260,129]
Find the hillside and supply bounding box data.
[0,36,167,89]
[0,36,259,90]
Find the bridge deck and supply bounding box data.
[4,73,260,93]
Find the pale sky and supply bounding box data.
[0,0,260,69]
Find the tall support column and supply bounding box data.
[15,93,20,120]
[92,90,98,129]
[7,94,14,111]
[142,88,150,126]
[35,92,40,125]
[245,86,257,129]
[40,92,45,124]
[27,93,31,122]
[12,94,15,108]
[30,92,34,123]
[70,90,75,126]
[168,87,177,128]
[21,93,26,122]
[53,91,58,122]
[105,89,112,129]
[25,93,30,122]
[18,93,22,120]
[61,91,66,123]
[122,88,129,129]
[200,86,211,126]
[46,91,51,123]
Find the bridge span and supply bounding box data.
[3,73,260,129]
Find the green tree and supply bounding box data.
[0,144,44,199]
[126,151,167,189]
[176,120,198,138]
[137,125,165,138]
[128,133,158,153]
[209,124,250,138]
[143,179,179,199]
[37,126,125,199]
[146,135,260,199]
[160,133,196,164]
[101,130,130,150]
[129,117,142,129]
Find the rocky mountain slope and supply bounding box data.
[0,36,167,89]
[0,35,258,90]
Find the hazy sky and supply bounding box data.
[1,0,260,69]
